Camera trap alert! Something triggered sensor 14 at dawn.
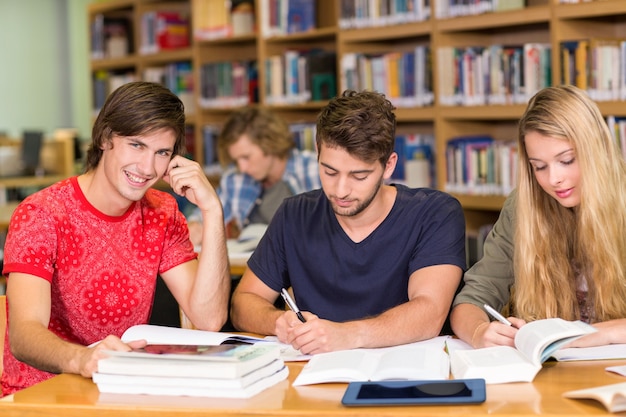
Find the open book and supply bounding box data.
[449,318,596,384]
[563,382,626,412]
[118,324,307,361]
[227,223,267,255]
[292,336,450,386]
[551,343,626,361]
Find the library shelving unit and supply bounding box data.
[88,0,195,151]
[88,0,626,231]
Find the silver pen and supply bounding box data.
[281,288,306,323]
[483,303,512,326]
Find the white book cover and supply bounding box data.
[93,358,285,390]
[95,365,289,398]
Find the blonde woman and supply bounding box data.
[451,85,626,348]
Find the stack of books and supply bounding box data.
[93,325,289,398]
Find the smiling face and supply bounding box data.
[94,129,175,213]
[318,144,395,218]
[524,131,581,208]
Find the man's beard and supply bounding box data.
[331,180,382,217]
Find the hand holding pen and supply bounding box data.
[281,288,306,323]
[483,304,512,327]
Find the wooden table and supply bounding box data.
[3,359,626,416]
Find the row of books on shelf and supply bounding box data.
[434,0,524,19]
[92,68,194,116]
[194,0,255,40]
[139,10,190,55]
[341,46,433,108]
[143,61,195,114]
[444,135,518,196]
[91,14,133,60]
[437,43,552,107]
[92,71,137,115]
[199,60,258,109]
[607,115,626,161]
[561,38,626,102]
[261,0,316,37]
[91,9,191,59]
[264,50,337,105]
[392,133,435,188]
[339,0,431,28]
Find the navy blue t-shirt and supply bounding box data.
[247,184,466,322]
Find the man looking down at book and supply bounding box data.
[1,82,230,395]
[230,90,466,354]
[451,85,626,349]
[186,108,320,244]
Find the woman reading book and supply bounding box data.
[451,85,626,349]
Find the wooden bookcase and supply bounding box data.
[87,0,626,231]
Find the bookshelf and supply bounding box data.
[88,0,626,231]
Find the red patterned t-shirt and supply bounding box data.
[1,177,197,395]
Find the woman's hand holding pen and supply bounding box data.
[472,316,526,348]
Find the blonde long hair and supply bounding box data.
[514,85,626,322]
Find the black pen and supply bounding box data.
[281,288,306,323]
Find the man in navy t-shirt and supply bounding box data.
[231,90,466,354]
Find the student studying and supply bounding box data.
[451,85,626,349]
[230,89,466,354]
[186,108,320,245]
[1,81,230,396]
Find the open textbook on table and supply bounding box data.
[293,336,450,386]
[564,382,626,413]
[448,318,597,384]
[118,324,308,361]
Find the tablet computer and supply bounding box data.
[341,379,486,406]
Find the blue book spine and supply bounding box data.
[287,0,316,33]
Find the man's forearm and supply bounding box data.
[190,208,230,330]
[349,297,449,349]
[231,292,284,335]
[10,321,85,375]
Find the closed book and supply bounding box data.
[95,365,289,398]
[98,343,281,379]
[94,358,285,389]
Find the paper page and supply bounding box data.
[292,350,375,385]
[606,365,626,377]
[514,318,596,365]
[263,336,311,362]
[371,344,449,381]
[563,382,626,412]
[450,346,541,384]
[552,344,626,362]
[121,324,266,345]
[227,223,267,255]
